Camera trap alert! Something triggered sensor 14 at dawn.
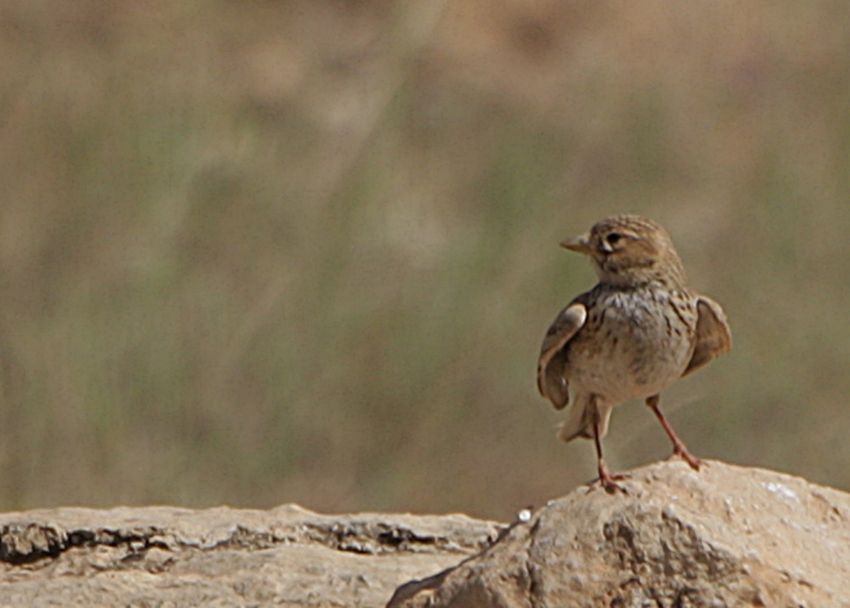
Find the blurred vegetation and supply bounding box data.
[0,1,849,519]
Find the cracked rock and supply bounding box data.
[0,504,500,607]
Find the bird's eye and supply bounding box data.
[606,233,622,245]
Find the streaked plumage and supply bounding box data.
[537,215,731,492]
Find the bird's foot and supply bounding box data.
[586,467,630,495]
[670,446,702,471]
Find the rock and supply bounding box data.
[0,504,501,607]
[4,462,849,607]
[388,460,850,607]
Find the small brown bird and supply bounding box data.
[537,215,731,492]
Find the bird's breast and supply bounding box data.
[565,288,696,402]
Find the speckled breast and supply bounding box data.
[565,286,697,403]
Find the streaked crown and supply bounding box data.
[562,214,687,287]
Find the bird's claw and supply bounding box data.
[585,471,630,495]
[670,447,702,471]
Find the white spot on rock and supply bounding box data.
[763,482,799,503]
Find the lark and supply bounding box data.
[537,215,731,492]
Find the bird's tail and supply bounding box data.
[557,396,612,443]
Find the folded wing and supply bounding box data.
[683,295,732,376]
[537,302,587,409]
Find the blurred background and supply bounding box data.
[0,1,848,520]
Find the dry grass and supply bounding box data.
[0,1,849,518]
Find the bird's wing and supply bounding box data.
[682,295,732,376]
[537,302,587,409]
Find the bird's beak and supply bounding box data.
[560,234,591,255]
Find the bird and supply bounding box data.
[537,214,731,493]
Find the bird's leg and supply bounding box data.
[588,414,627,494]
[646,394,702,470]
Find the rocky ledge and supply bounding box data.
[1,461,849,607]
[0,503,500,607]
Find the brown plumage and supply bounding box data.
[537,215,731,492]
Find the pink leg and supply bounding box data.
[646,394,702,470]
[588,413,628,494]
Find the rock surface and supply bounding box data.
[0,503,501,607]
[388,460,850,607]
[2,461,849,607]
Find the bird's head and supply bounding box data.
[561,215,687,287]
